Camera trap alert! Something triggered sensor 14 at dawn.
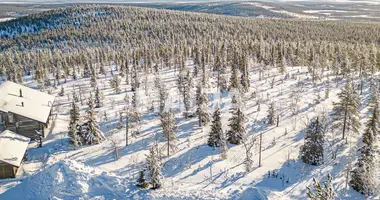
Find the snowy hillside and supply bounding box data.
[0,61,377,199]
[0,5,380,200]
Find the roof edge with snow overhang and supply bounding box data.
[0,130,30,167]
[0,81,55,124]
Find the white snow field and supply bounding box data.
[0,60,377,200]
[0,18,15,22]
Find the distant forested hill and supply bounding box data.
[0,5,379,85]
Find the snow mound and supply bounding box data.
[0,160,126,200]
[0,160,231,200]
[147,188,229,200]
[229,187,269,200]
[237,188,268,200]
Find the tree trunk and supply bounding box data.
[342,102,348,140]
[259,132,262,167]
[276,115,280,127]
[199,111,202,127]
[167,110,170,157]
[114,145,119,160]
[126,116,129,146]
[360,79,364,95]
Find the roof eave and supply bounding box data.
[0,160,21,168]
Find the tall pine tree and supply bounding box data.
[208,107,223,147]
[146,144,163,189]
[109,75,121,94]
[227,95,246,145]
[196,84,211,127]
[68,100,80,148]
[182,70,192,118]
[228,67,241,92]
[350,89,379,195]
[306,174,335,200]
[267,102,276,125]
[300,117,325,166]
[160,110,178,156]
[80,93,106,145]
[94,87,102,108]
[331,81,360,141]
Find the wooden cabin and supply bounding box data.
[0,81,55,139]
[0,130,30,179]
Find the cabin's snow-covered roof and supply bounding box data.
[0,81,55,123]
[0,130,30,167]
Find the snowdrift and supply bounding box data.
[235,188,268,200]
[0,160,126,200]
[0,160,261,200]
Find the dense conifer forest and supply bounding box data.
[1,5,380,199]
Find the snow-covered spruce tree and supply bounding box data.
[73,89,79,103]
[279,54,286,75]
[146,144,163,189]
[362,89,380,146]
[196,84,211,127]
[193,48,200,77]
[182,70,192,118]
[131,91,141,129]
[16,65,23,84]
[160,109,178,156]
[300,117,325,166]
[243,137,256,173]
[109,74,121,94]
[94,87,102,108]
[58,85,65,96]
[83,60,90,77]
[98,64,105,75]
[306,174,335,200]
[119,65,125,78]
[350,90,380,195]
[177,68,186,94]
[124,93,130,104]
[219,130,229,160]
[201,50,207,87]
[136,170,149,189]
[68,101,81,148]
[90,65,97,88]
[240,54,250,93]
[131,69,140,92]
[195,82,201,105]
[331,81,360,140]
[80,93,106,145]
[159,85,168,114]
[208,107,223,147]
[267,102,276,125]
[228,67,241,92]
[72,64,77,80]
[125,59,130,84]
[44,78,50,88]
[227,95,246,145]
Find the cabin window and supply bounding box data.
[8,113,14,123]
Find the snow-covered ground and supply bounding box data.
[303,10,351,13]
[343,15,380,19]
[0,61,375,199]
[0,18,15,22]
[244,2,319,19]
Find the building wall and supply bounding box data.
[0,111,5,132]
[0,162,18,179]
[0,111,46,139]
